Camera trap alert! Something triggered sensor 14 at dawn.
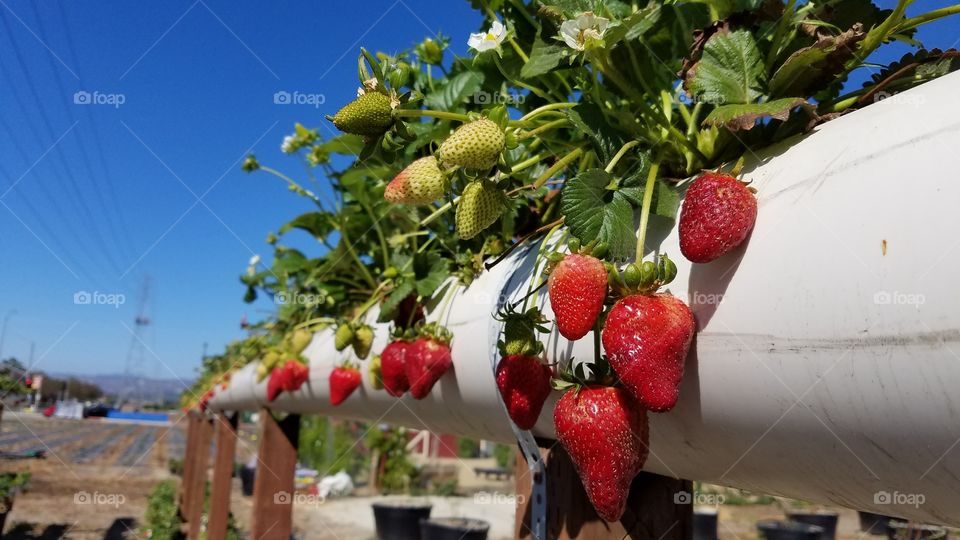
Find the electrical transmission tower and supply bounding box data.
[119,276,151,408]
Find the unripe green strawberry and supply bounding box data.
[331,92,394,137]
[456,180,506,240]
[384,156,446,205]
[334,323,354,351]
[288,329,312,355]
[352,324,374,359]
[438,118,504,170]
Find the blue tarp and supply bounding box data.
[105,411,169,422]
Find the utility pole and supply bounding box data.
[0,310,17,361]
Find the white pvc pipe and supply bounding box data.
[210,71,960,526]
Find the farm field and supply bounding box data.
[0,411,913,540]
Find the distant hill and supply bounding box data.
[49,372,193,404]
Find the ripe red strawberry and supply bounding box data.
[329,365,362,406]
[405,332,453,400]
[495,355,552,429]
[266,367,286,402]
[602,293,695,412]
[549,254,608,340]
[380,340,411,397]
[384,156,446,206]
[280,360,309,392]
[679,172,757,263]
[554,386,649,522]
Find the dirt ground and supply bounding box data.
[0,411,935,540]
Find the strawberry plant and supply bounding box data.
[186,0,960,521]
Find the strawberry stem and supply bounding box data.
[635,159,661,262]
[604,140,640,173]
[533,147,586,189]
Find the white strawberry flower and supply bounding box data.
[559,12,610,51]
[468,20,507,53]
[280,135,296,153]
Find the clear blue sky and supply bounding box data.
[0,0,954,379]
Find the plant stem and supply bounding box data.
[517,118,569,140]
[765,0,798,72]
[484,217,564,270]
[393,109,472,123]
[847,0,910,71]
[534,147,586,189]
[510,153,549,174]
[635,158,661,261]
[259,165,323,206]
[896,4,960,32]
[420,198,457,227]
[349,281,390,325]
[518,102,579,123]
[605,140,640,173]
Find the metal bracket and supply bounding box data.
[490,243,547,540]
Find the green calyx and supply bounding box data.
[495,305,549,357]
[609,253,678,297]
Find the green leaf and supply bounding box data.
[702,97,808,130]
[413,252,449,297]
[279,212,335,239]
[521,38,568,79]
[565,104,624,162]
[768,26,866,98]
[688,30,765,105]
[619,175,681,221]
[425,71,484,110]
[378,280,416,323]
[560,169,638,260]
[319,134,365,155]
[604,4,661,46]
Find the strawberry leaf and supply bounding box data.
[425,71,484,111]
[521,38,568,79]
[565,105,624,163]
[768,26,866,98]
[702,97,808,130]
[688,30,765,105]
[560,169,637,260]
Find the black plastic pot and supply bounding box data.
[887,521,949,540]
[859,511,897,535]
[787,511,839,540]
[372,500,433,540]
[758,520,825,540]
[420,518,490,540]
[694,509,719,540]
[239,466,255,497]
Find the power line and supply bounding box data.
[0,12,126,278]
[0,58,117,285]
[36,1,138,264]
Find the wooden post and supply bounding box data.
[515,445,693,540]
[251,409,301,540]
[207,412,239,540]
[185,413,213,539]
[179,412,199,517]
